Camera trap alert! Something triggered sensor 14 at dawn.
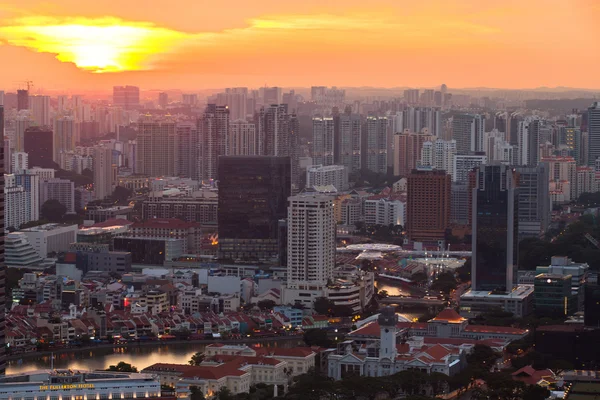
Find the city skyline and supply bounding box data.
[0,0,599,90]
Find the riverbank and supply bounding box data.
[6,335,305,363]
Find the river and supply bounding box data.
[6,340,303,375]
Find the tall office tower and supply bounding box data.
[421,89,435,105]
[197,104,229,181]
[451,183,470,225]
[453,153,487,183]
[57,95,68,113]
[560,127,583,165]
[219,88,248,121]
[0,130,4,375]
[365,116,388,174]
[176,122,198,178]
[526,119,541,167]
[406,168,451,242]
[218,156,290,261]
[312,117,335,166]
[158,92,168,109]
[0,106,4,139]
[453,113,485,154]
[262,87,281,105]
[14,172,40,223]
[17,89,28,110]
[53,116,77,162]
[471,164,518,292]
[402,107,441,136]
[286,193,336,290]
[424,138,457,176]
[507,112,522,146]
[393,130,434,176]
[515,164,550,241]
[587,102,600,167]
[434,91,443,107]
[24,127,53,168]
[282,90,298,112]
[338,113,362,174]
[182,94,198,106]
[136,116,177,177]
[93,146,114,200]
[483,130,505,159]
[289,114,301,195]
[113,86,140,110]
[15,111,34,152]
[11,152,28,173]
[311,86,326,101]
[40,178,75,214]
[493,141,516,165]
[256,104,289,156]
[403,89,420,105]
[28,95,50,126]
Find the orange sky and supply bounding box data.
[0,0,599,92]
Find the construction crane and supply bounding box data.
[14,80,34,92]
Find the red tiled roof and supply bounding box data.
[254,347,315,358]
[511,366,555,385]
[432,308,466,323]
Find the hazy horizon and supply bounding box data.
[1,0,599,91]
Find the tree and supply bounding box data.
[190,386,206,400]
[467,344,500,371]
[258,299,277,310]
[189,352,205,366]
[216,387,234,400]
[313,297,335,315]
[303,329,331,347]
[430,271,457,294]
[378,289,389,299]
[412,272,428,284]
[106,362,138,372]
[112,186,133,204]
[41,199,67,222]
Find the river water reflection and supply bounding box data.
[7,340,303,375]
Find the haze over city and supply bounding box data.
[1,0,600,91]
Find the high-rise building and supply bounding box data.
[261,87,281,105]
[471,164,518,292]
[12,172,40,224]
[365,116,389,174]
[393,130,433,176]
[93,146,115,200]
[312,117,335,166]
[53,116,77,162]
[158,92,168,109]
[218,156,290,261]
[0,130,5,374]
[136,116,177,177]
[197,104,229,181]
[40,178,75,214]
[587,102,600,167]
[15,111,34,152]
[218,88,248,121]
[403,107,442,136]
[286,193,336,290]
[338,113,362,174]
[403,89,420,105]
[255,104,288,156]
[518,119,541,167]
[406,168,451,241]
[113,86,140,110]
[450,183,470,225]
[11,152,28,173]
[226,121,250,154]
[453,114,485,154]
[453,153,487,183]
[306,164,348,191]
[421,139,457,176]
[17,89,28,111]
[24,127,53,168]
[176,122,198,178]
[515,164,550,241]
[28,95,50,126]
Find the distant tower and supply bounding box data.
[377,307,397,360]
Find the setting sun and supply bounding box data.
[0,17,188,73]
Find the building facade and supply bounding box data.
[407,168,451,241]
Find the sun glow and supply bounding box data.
[0,17,188,73]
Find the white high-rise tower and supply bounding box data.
[286,193,336,290]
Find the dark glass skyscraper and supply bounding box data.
[218,156,291,262]
[471,164,518,292]
[24,126,54,168]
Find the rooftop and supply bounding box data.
[460,285,535,300]
[20,223,77,232]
